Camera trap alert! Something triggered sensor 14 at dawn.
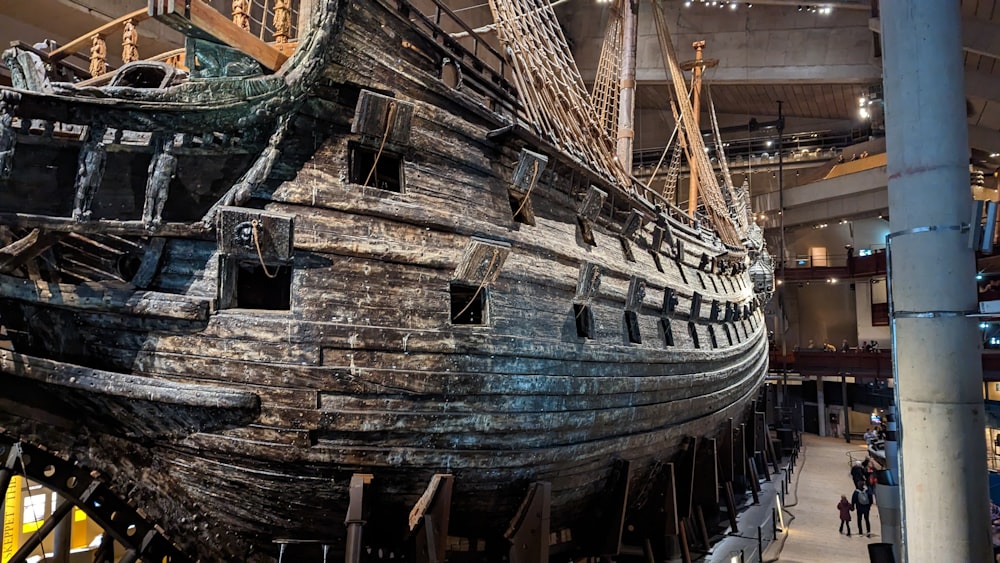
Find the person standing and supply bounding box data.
[838,494,854,536]
[830,411,840,438]
[852,481,873,537]
[850,460,865,485]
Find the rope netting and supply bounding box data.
[591,1,623,141]
[487,0,630,188]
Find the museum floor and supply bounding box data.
[776,434,883,563]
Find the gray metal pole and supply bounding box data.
[841,373,850,443]
[880,2,992,561]
[52,493,72,563]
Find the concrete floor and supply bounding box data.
[775,433,884,563]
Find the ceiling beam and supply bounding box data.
[634,64,881,84]
[965,70,1000,103]
[709,0,870,9]
[870,16,1000,60]
[968,124,1000,155]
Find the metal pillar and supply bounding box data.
[816,376,826,437]
[52,493,72,563]
[345,474,373,563]
[841,373,850,443]
[777,101,787,405]
[880,2,992,560]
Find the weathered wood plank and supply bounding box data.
[0,273,210,320]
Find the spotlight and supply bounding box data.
[730,2,737,9]
[765,140,773,147]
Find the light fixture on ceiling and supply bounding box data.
[991,152,999,158]
[765,140,773,147]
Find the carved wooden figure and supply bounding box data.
[232,0,251,32]
[272,0,291,44]
[122,19,139,64]
[88,34,107,77]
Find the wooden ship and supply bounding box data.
[0,0,774,561]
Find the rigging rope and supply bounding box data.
[452,250,500,322]
[487,0,631,188]
[512,160,541,219]
[707,84,747,237]
[591,0,623,140]
[251,220,279,279]
[363,102,398,189]
[649,0,741,247]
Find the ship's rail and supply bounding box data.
[8,0,300,84]
[394,0,519,114]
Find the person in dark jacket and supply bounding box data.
[852,481,873,536]
[850,460,865,486]
[838,494,854,535]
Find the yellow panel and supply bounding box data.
[21,519,42,534]
[2,476,22,561]
[987,382,1000,401]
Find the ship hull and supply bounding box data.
[0,0,769,560]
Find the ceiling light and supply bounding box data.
[730,2,737,9]
[684,0,692,5]
[991,152,999,158]
[766,140,773,147]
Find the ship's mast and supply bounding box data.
[681,42,717,218]
[615,0,638,173]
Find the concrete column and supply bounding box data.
[816,376,826,437]
[880,2,992,561]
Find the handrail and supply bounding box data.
[422,0,508,75]
[48,8,151,62]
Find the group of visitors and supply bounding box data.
[798,338,881,353]
[838,458,878,537]
[859,340,881,353]
[864,425,887,447]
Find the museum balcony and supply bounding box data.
[769,349,1000,380]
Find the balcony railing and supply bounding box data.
[770,349,1000,380]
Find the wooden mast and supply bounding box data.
[615,0,638,173]
[681,41,717,218]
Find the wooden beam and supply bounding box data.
[48,9,151,62]
[506,482,551,563]
[0,272,211,321]
[410,474,453,563]
[0,213,211,238]
[0,350,259,409]
[0,229,64,274]
[151,0,289,72]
